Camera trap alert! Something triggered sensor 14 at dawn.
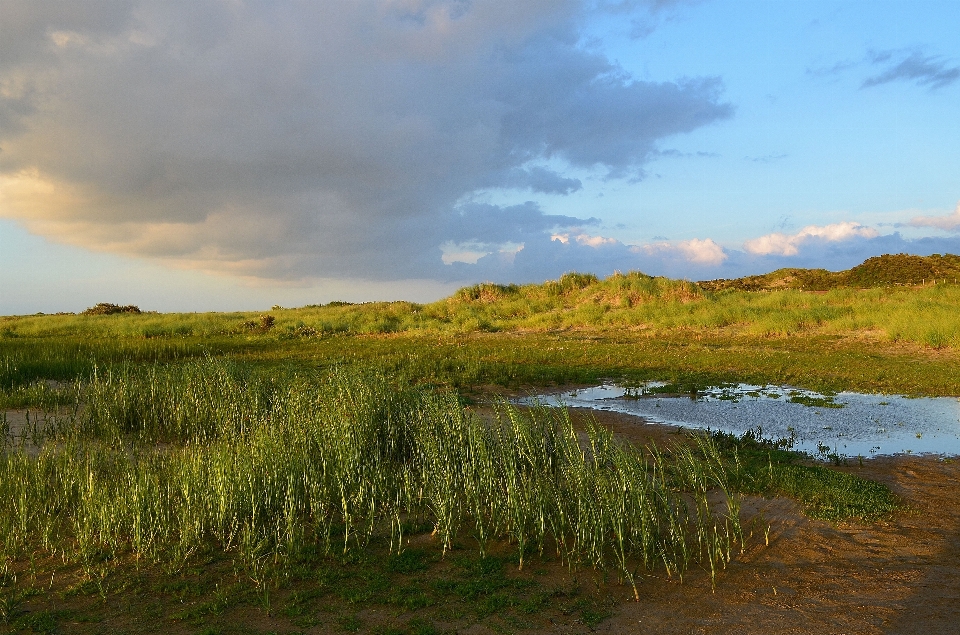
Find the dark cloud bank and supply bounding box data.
[0,0,734,284]
[4,2,953,290]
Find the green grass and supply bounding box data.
[2,325,958,414]
[0,358,900,630]
[709,429,899,522]
[2,257,959,413]
[5,256,960,351]
[1,361,750,603]
[1,359,802,632]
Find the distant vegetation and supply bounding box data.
[6,254,960,351]
[700,253,960,292]
[81,303,143,315]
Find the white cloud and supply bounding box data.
[576,234,619,248]
[909,201,960,231]
[550,232,619,247]
[633,237,727,265]
[743,222,879,256]
[440,242,490,265]
[675,238,727,265]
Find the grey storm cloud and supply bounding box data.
[862,50,960,90]
[447,202,597,244]
[0,0,733,282]
[492,167,583,195]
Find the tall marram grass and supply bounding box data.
[1,360,742,599]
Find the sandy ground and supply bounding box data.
[579,408,960,635]
[2,409,64,454]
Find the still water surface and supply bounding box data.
[522,384,960,458]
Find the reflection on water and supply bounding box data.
[521,383,960,459]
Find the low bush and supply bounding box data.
[82,303,142,315]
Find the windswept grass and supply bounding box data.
[0,336,259,409]
[2,361,746,602]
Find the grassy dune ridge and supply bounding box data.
[4,255,960,350]
[701,252,960,291]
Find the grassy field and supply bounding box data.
[0,255,952,633]
[3,253,960,340]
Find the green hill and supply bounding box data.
[699,253,960,292]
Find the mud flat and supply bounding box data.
[578,407,960,634]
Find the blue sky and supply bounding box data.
[2,0,959,313]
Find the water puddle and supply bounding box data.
[521,384,960,459]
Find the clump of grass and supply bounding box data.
[0,361,744,601]
[786,392,844,409]
[710,428,898,522]
[768,463,897,520]
[239,314,276,333]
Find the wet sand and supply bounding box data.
[579,408,960,634]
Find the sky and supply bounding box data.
[2,0,959,313]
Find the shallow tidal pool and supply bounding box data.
[522,383,960,459]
